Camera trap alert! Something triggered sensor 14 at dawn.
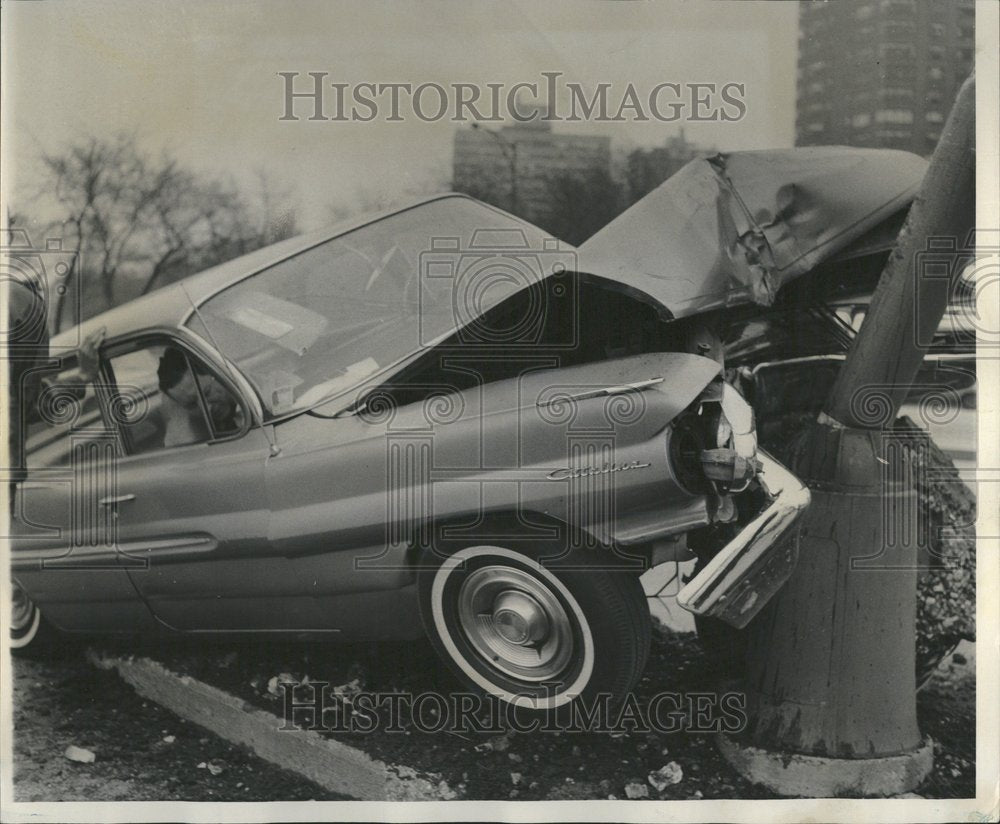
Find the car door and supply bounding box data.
[11,354,158,633]
[100,332,296,630]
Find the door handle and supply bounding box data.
[98,493,136,507]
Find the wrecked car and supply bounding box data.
[10,147,924,712]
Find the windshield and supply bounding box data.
[186,197,561,417]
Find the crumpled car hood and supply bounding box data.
[577,147,928,319]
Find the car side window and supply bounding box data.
[104,340,246,456]
[23,358,116,469]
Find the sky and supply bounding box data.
[1,0,799,230]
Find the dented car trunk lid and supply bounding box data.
[577,147,927,319]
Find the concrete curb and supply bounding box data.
[717,733,935,798]
[87,650,456,801]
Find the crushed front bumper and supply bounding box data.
[676,450,810,629]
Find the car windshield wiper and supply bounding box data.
[302,390,372,420]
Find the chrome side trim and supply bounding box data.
[98,493,136,507]
[535,377,665,407]
[676,450,810,627]
[10,534,218,570]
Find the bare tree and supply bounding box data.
[43,135,129,327]
[39,135,300,332]
[252,167,299,246]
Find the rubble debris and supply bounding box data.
[331,678,362,699]
[64,745,96,764]
[266,673,297,696]
[624,780,649,799]
[648,761,684,791]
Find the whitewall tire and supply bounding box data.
[417,538,651,714]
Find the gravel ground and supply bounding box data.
[134,630,761,801]
[95,628,974,801]
[10,647,346,801]
[915,640,976,799]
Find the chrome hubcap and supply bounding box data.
[457,565,574,682]
[492,590,548,645]
[10,584,34,632]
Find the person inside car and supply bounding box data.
[156,346,240,447]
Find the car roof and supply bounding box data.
[50,192,487,349]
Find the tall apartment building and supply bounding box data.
[624,130,717,203]
[795,0,974,156]
[452,115,611,224]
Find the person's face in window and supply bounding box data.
[164,368,200,409]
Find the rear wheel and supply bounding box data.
[10,581,52,655]
[417,540,650,714]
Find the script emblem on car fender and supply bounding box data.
[546,460,652,481]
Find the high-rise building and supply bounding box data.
[452,113,611,224]
[624,130,717,204]
[795,0,974,156]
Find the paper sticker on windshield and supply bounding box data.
[292,357,381,408]
[224,305,295,339]
[255,369,303,415]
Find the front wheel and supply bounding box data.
[417,541,650,714]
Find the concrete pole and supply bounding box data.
[720,74,975,797]
[825,77,976,428]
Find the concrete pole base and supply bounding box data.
[717,733,934,798]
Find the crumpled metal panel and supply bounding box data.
[578,147,928,319]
